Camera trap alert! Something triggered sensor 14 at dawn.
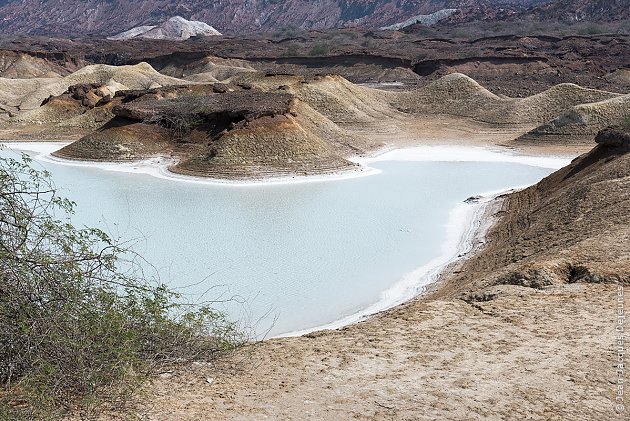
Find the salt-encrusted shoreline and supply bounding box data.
[2,141,382,186]
[275,186,520,338]
[1,142,570,188]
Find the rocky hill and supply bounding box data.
[3,57,626,177]
[522,0,630,23]
[441,0,629,25]
[0,0,554,36]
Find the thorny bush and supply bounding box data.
[0,152,244,419]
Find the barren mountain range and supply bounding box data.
[0,0,623,36]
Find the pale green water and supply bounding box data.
[0,146,559,337]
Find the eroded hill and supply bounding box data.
[2,61,628,178]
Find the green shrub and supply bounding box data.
[412,26,436,37]
[308,43,331,56]
[0,153,244,419]
[283,44,300,57]
[578,25,604,35]
[272,26,298,39]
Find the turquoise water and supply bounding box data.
[0,146,556,337]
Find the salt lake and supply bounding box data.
[0,143,569,337]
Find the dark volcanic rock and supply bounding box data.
[1,23,626,98]
[113,92,293,122]
[109,90,295,144]
[595,128,630,149]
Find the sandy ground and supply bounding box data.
[124,282,625,421]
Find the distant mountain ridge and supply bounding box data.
[0,0,621,36]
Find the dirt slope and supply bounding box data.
[436,127,630,299]
[0,51,66,78]
[393,74,622,125]
[0,62,189,120]
[518,94,630,142]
